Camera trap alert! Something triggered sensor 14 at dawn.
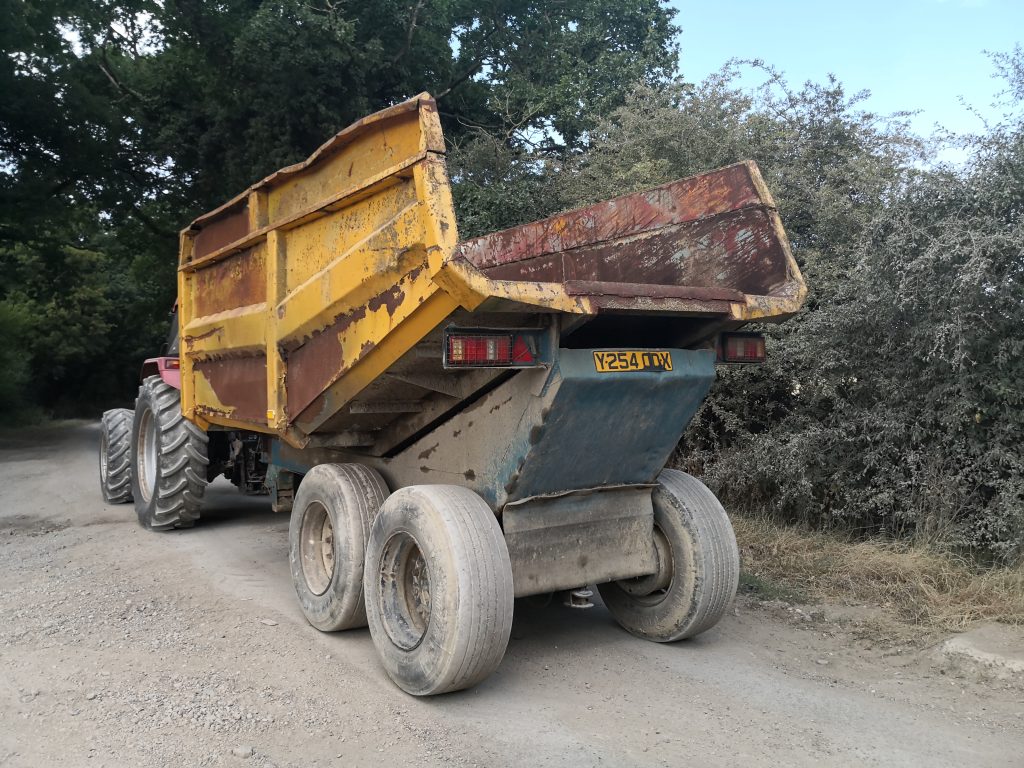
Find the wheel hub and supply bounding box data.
[320,516,335,574]
[616,525,673,598]
[406,551,431,628]
[377,532,431,651]
[299,501,335,596]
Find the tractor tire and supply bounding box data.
[364,485,514,696]
[598,469,739,642]
[289,463,389,631]
[130,375,209,530]
[99,408,134,503]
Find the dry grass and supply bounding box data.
[733,516,1024,631]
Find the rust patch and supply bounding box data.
[459,163,763,270]
[286,308,385,423]
[366,263,424,320]
[479,206,786,298]
[193,355,268,423]
[562,280,744,302]
[192,245,266,317]
[184,326,223,344]
[367,284,405,317]
[286,327,346,420]
[193,203,249,260]
[282,305,367,355]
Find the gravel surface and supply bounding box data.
[2,422,1023,767]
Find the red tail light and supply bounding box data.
[449,335,512,365]
[444,330,540,368]
[718,332,766,364]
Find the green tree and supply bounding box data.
[0,0,679,419]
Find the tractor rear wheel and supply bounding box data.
[130,375,209,530]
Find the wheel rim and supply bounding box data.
[299,501,335,596]
[99,429,109,482]
[377,531,431,651]
[136,408,158,503]
[614,524,674,605]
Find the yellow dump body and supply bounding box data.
[178,94,805,450]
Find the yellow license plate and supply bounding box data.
[593,350,673,373]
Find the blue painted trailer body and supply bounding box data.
[502,348,715,502]
[269,347,715,513]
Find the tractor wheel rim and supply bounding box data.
[99,430,109,481]
[137,408,158,503]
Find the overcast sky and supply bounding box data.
[669,0,1022,137]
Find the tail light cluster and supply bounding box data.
[444,329,543,369]
[717,332,766,364]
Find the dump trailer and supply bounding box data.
[97,93,805,696]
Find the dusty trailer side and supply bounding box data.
[101,93,806,696]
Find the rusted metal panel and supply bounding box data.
[192,245,266,318]
[459,162,764,268]
[192,203,249,260]
[469,169,792,299]
[192,356,268,424]
[284,308,364,420]
[562,280,745,302]
[561,208,789,295]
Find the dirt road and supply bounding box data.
[2,423,1022,767]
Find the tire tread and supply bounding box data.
[598,469,739,642]
[100,408,134,503]
[364,484,514,695]
[131,376,208,530]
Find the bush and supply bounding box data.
[451,58,1024,561]
[688,59,1024,562]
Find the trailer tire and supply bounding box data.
[130,375,209,530]
[598,469,739,642]
[289,464,389,631]
[364,485,514,696]
[99,408,134,503]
